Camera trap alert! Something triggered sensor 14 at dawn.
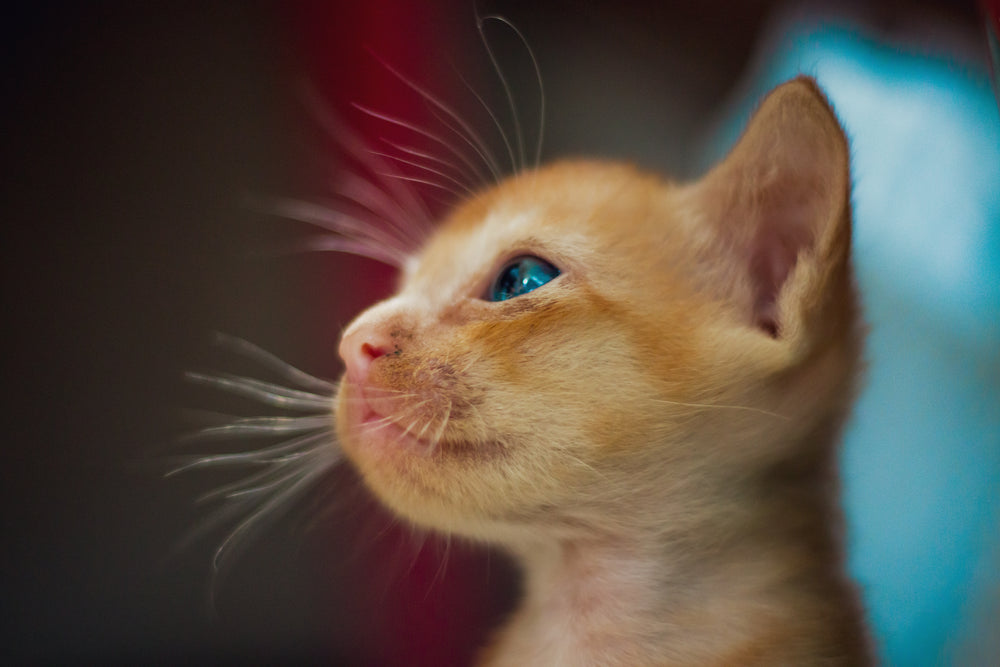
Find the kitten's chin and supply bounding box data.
[336,378,513,535]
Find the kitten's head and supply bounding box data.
[335,78,861,544]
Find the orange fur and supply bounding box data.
[335,77,872,665]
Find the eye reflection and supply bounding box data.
[489,256,560,302]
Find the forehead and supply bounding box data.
[407,161,677,283]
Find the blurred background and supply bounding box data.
[3,1,997,664]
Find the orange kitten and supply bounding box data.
[333,77,872,665]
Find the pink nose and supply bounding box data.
[338,326,394,385]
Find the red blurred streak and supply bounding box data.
[281,2,492,665]
[984,0,1000,31]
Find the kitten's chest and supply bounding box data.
[482,607,635,667]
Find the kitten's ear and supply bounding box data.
[694,77,853,347]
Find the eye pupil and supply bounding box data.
[490,256,560,302]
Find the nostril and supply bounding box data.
[339,328,397,386]
[361,341,390,360]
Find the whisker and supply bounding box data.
[429,401,452,455]
[364,49,504,183]
[337,395,418,403]
[376,171,467,199]
[399,418,418,441]
[210,333,336,394]
[300,83,433,229]
[460,352,480,374]
[189,452,317,494]
[429,533,453,593]
[167,431,334,476]
[362,415,414,436]
[353,103,493,186]
[466,400,485,428]
[403,397,432,412]
[198,460,308,503]
[364,414,401,429]
[380,139,470,188]
[185,372,332,411]
[481,14,545,169]
[452,64,518,176]
[176,336,347,594]
[368,149,476,198]
[203,450,333,502]
[401,527,430,580]
[415,415,435,443]
[650,398,790,420]
[278,235,409,268]
[477,13,525,171]
[263,197,415,260]
[212,461,336,572]
[422,102,503,183]
[332,172,431,245]
[340,386,416,397]
[189,416,334,440]
[559,449,607,481]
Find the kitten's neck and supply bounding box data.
[482,468,870,666]
[490,537,677,665]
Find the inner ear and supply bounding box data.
[748,186,822,336]
[698,77,849,338]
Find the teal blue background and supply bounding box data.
[708,17,1000,666]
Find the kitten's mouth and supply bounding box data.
[340,380,436,455]
[360,410,430,451]
[339,379,507,474]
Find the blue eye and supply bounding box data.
[489,255,560,302]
